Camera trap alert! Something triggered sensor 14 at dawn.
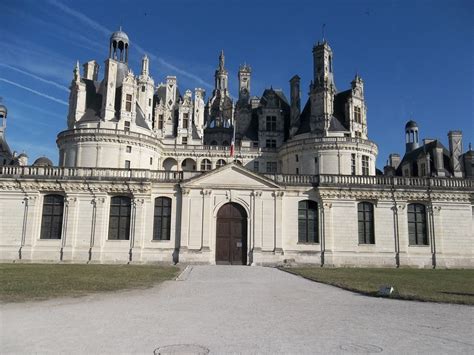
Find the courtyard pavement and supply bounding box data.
[1,265,473,354]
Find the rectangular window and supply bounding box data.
[296,168,299,174]
[362,155,369,175]
[266,116,277,131]
[351,154,356,175]
[408,204,428,245]
[358,202,375,244]
[354,106,361,123]
[108,196,131,240]
[150,157,153,165]
[253,141,259,148]
[266,161,277,173]
[124,121,130,132]
[355,131,362,138]
[420,163,426,176]
[153,197,172,240]
[254,161,259,172]
[158,114,164,129]
[183,114,189,129]
[182,137,187,145]
[126,146,132,153]
[125,160,131,169]
[295,154,299,162]
[149,98,152,106]
[266,139,276,148]
[298,200,319,243]
[40,195,64,240]
[125,94,132,112]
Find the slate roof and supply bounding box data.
[396,140,453,176]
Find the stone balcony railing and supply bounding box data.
[1,165,473,190]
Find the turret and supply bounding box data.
[214,50,228,94]
[137,54,155,125]
[109,27,129,63]
[289,75,301,137]
[405,120,420,153]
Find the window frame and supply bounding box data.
[358,202,375,244]
[153,197,172,241]
[298,200,319,244]
[108,196,132,241]
[40,194,64,240]
[407,203,428,246]
[125,94,132,112]
[361,155,369,175]
[266,115,277,131]
[200,159,212,171]
[266,161,277,173]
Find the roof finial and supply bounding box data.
[322,23,326,41]
[469,142,472,151]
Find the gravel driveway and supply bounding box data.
[1,265,473,354]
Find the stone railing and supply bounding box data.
[1,166,472,190]
[0,166,200,182]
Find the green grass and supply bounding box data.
[0,263,180,303]
[283,267,474,305]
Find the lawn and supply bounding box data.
[0,263,180,303]
[283,267,474,305]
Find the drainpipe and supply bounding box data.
[320,202,325,267]
[129,199,137,263]
[427,178,437,269]
[390,179,400,268]
[19,196,29,260]
[60,197,69,262]
[88,199,97,263]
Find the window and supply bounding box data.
[354,106,361,123]
[125,94,132,112]
[253,161,259,172]
[201,159,212,171]
[420,163,426,176]
[296,168,299,174]
[351,154,356,175]
[124,121,130,132]
[266,139,276,148]
[40,194,64,239]
[210,140,218,146]
[266,116,277,131]
[408,204,428,245]
[150,157,153,165]
[183,113,189,129]
[182,137,187,145]
[355,131,362,138]
[126,146,132,153]
[362,155,369,175]
[295,154,299,162]
[125,160,131,169]
[148,98,152,106]
[216,159,226,168]
[158,114,164,129]
[266,161,277,173]
[298,200,318,243]
[253,141,259,148]
[141,86,145,92]
[358,202,374,244]
[108,196,131,240]
[153,197,172,240]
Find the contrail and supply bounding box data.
[0,78,68,106]
[47,0,213,89]
[0,64,69,92]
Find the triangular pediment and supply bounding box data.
[182,163,280,189]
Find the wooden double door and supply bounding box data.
[216,203,247,265]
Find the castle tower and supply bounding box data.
[238,64,251,102]
[405,120,420,153]
[310,41,337,134]
[214,50,228,94]
[67,61,86,128]
[350,74,367,139]
[137,54,155,126]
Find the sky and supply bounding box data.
[0,0,473,168]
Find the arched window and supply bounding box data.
[200,159,212,171]
[210,140,218,146]
[358,202,374,244]
[407,203,428,245]
[298,200,318,243]
[153,197,172,240]
[222,140,229,146]
[108,196,131,240]
[40,194,64,239]
[216,159,226,168]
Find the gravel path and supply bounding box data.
[1,265,473,354]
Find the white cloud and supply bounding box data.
[0,64,69,92]
[0,78,68,106]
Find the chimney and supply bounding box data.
[83,60,99,81]
[448,130,463,177]
[388,153,401,169]
[289,75,301,137]
[433,146,446,177]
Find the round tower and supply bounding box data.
[405,120,419,153]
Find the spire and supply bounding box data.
[219,50,225,70]
[141,54,149,76]
[73,60,80,82]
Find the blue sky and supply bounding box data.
[0,0,472,168]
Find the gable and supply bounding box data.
[182,164,280,189]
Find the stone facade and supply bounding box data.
[0,29,472,267]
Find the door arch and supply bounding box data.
[216,202,247,265]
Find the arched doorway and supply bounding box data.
[216,203,247,265]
